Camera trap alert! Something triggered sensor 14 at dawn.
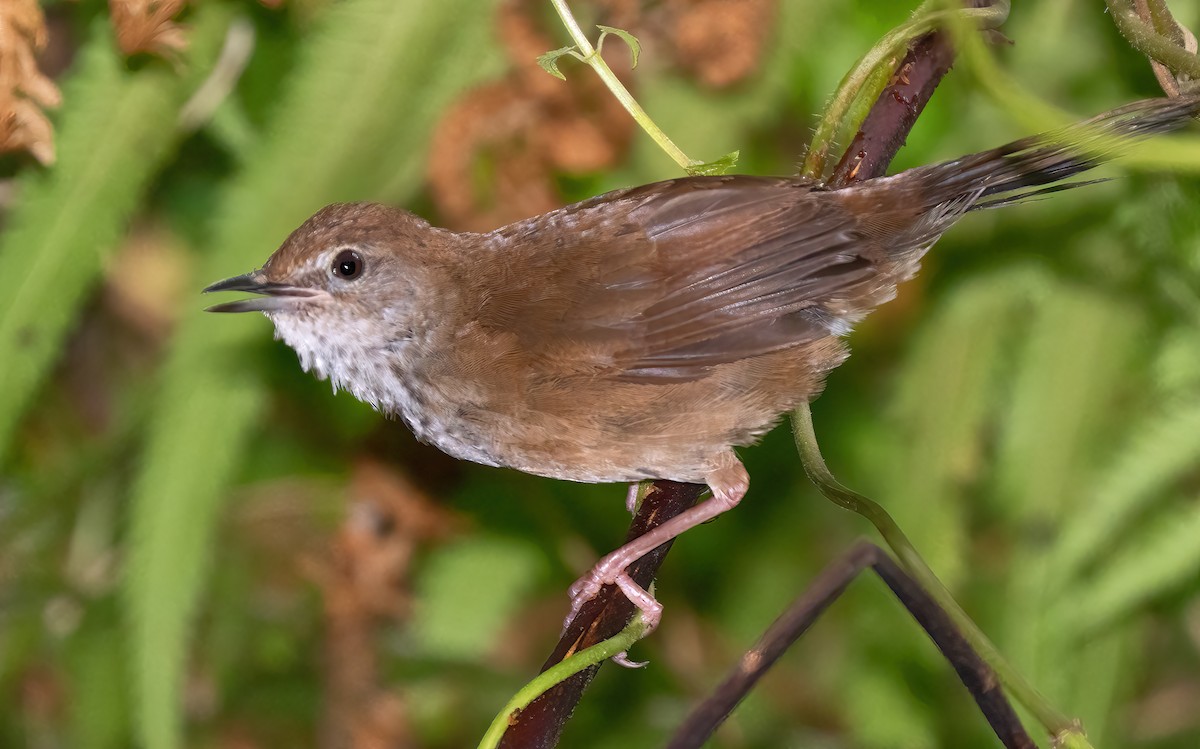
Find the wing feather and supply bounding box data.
[475,176,887,382]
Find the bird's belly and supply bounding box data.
[402,392,771,486]
[392,385,731,484]
[406,406,717,484]
[386,346,825,485]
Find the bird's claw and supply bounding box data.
[611,651,648,669]
[563,570,606,630]
[562,562,663,640]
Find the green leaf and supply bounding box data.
[877,267,1043,588]
[412,536,542,661]
[845,667,937,749]
[1048,397,1200,585]
[1060,499,1200,635]
[537,45,577,81]
[0,7,233,462]
[992,282,1148,692]
[596,25,641,68]
[68,615,132,749]
[685,150,740,176]
[122,1,502,747]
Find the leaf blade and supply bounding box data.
[596,24,641,68]
[122,2,502,747]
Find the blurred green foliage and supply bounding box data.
[1,1,1199,748]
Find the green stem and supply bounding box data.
[1106,0,1200,81]
[801,0,1011,179]
[940,0,1074,131]
[791,403,1093,747]
[477,616,647,749]
[548,0,696,171]
[1141,0,1186,45]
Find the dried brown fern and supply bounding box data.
[0,0,61,164]
[108,0,188,58]
[667,0,776,89]
[427,0,635,232]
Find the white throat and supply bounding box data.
[267,310,410,414]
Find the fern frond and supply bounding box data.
[1056,497,1200,636]
[108,0,189,58]
[0,6,233,461]
[0,0,61,163]
[1049,397,1200,586]
[123,1,502,747]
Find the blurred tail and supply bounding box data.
[910,95,1200,211]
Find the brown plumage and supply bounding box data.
[205,95,1200,630]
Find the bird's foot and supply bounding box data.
[564,558,663,638]
[560,457,748,664]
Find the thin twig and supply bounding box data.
[801,2,1096,742]
[547,0,694,171]
[791,404,1081,740]
[666,541,1037,749]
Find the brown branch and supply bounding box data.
[828,29,957,187]
[497,481,705,749]
[499,4,981,746]
[828,0,1003,187]
[666,542,1036,749]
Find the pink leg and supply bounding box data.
[564,455,750,635]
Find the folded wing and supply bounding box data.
[476,175,894,383]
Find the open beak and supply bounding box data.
[203,272,324,313]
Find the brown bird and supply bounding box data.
[205,97,1199,632]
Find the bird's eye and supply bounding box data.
[332,249,363,280]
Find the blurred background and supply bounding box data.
[2,1,1200,747]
